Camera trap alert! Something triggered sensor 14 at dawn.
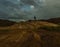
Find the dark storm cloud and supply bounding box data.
[0,0,60,21]
[44,0,60,18]
[21,0,35,5]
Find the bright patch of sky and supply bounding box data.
[21,5,35,12]
[30,5,35,9]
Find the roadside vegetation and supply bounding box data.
[38,25,60,31]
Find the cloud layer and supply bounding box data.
[0,0,60,21]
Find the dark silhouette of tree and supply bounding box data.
[34,16,36,20]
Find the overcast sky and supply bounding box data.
[0,0,60,21]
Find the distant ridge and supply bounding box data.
[0,19,16,27]
[40,17,60,24]
[47,18,60,24]
[0,17,60,27]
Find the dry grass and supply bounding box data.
[0,20,60,47]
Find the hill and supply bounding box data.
[0,20,60,47]
[47,17,60,24]
[0,19,16,27]
[41,17,60,24]
[0,20,58,30]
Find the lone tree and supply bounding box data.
[34,16,36,20]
